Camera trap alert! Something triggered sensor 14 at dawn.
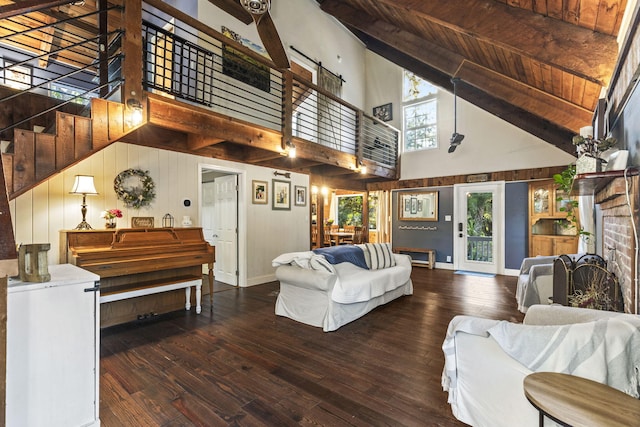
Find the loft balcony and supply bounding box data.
[0,0,399,199]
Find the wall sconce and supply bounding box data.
[285,140,296,158]
[162,213,174,228]
[127,98,143,126]
[70,175,98,230]
[357,159,367,175]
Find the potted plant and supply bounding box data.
[572,133,617,173]
[552,165,589,239]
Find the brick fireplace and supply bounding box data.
[594,173,639,314]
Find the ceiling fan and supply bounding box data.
[448,77,465,153]
[240,0,290,69]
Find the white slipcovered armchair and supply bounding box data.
[516,254,581,313]
[442,305,640,427]
[516,255,557,312]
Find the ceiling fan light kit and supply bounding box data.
[449,77,465,153]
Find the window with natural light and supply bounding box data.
[402,70,438,152]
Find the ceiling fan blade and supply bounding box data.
[254,11,290,69]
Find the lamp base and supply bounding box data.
[74,221,93,230]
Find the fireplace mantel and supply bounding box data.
[573,168,639,199]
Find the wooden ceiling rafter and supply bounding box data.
[318,0,624,153]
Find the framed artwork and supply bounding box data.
[252,180,268,204]
[294,185,307,206]
[4,61,32,90]
[221,26,270,93]
[398,191,438,221]
[272,179,291,210]
[373,103,392,122]
[131,216,154,228]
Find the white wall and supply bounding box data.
[9,143,309,287]
[365,52,576,180]
[197,0,366,108]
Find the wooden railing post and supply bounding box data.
[282,70,293,150]
[98,0,109,98]
[121,0,144,112]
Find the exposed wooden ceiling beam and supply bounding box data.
[322,0,618,86]
[355,31,577,154]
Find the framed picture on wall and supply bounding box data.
[272,179,291,210]
[373,103,392,122]
[294,185,307,206]
[399,191,438,221]
[252,180,268,204]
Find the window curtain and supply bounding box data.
[317,66,342,149]
[372,190,392,243]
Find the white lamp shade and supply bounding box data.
[70,175,98,195]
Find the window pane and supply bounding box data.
[403,99,437,151]
[403,70,437,101]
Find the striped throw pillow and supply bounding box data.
[364,243,396,270]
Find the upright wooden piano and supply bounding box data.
[60,227,215,328]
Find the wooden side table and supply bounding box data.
[523,372,640,427]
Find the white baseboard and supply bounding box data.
[245,273,276,287]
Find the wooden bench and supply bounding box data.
[393,247,436,269]
[99,274,204,313]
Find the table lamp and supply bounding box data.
[70,175,98,230]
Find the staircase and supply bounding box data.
[1,98,142,200]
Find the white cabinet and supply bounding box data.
[6,264,100,427]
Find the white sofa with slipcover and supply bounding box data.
[442,304,640,427]
[272,243,413,332]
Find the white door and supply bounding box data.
[213,174,238,285]
[201,180,216,247]
[453,182,505,274]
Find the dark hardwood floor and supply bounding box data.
[100,269,525,426]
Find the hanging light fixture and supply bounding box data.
[448,77,465,153]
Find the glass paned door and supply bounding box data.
[466,192,493,263]
[453,182,504,274]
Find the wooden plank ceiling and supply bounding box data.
[318,0,627,154]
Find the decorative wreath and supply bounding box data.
[114,168,155,209]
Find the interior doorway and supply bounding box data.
[200,166,241,286]
[453,182,505,274]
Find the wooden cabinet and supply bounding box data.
[529,180,579,256]
[7,264,100,426]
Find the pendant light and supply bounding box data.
[448,77,465,153]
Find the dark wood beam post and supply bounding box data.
[121,0,143,110]
[282,70,293,151]
[98,0,109,98]
[355,110,364,170]
[0,156,18,427]
[362,190,369,243]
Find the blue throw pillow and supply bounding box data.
[313,245,369,269]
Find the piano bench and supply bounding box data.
[99,274,204,314]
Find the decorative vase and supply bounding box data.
[575,154,602,174]
[105,219,116,229]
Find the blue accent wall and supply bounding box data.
[392,187,454,264]
[505,182,528,270]
[391,183,528,270]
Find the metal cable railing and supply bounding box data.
[142,8,283,131]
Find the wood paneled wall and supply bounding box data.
[8,142,310,286]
